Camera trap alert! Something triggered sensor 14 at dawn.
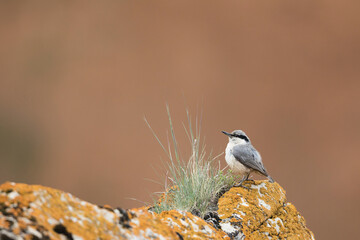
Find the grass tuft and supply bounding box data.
[145,106,236,217]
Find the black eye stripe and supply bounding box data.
[235,134,249,142]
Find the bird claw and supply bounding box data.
[233,182,250,190]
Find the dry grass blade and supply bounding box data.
[146,107,236,218]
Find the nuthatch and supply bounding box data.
[222,130,274,187]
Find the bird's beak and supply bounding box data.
[222,131,232,137]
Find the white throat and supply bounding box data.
[224,138,249,175]
[229,137,248,146]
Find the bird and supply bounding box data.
[222,130,274,187]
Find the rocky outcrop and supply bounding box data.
[217,181,315,239]
[0,181,314,239]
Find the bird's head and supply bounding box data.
[222,129,250,145]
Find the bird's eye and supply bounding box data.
[237,134,249,142]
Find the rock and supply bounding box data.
[0,181,314,239]
[0,182,226,239]
[217,180,315,240]
[0,182,178,239]
[159,210,228,239]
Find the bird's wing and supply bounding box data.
[232,144,269,176]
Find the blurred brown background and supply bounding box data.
[1,1,359,239]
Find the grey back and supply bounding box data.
[232,144,269,176]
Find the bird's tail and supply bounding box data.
[267,175,275,183]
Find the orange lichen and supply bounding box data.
[0,181,314,240]
[127,208,179,239]
[159,210,228,240]
[248,203,315,239]
[218,180,286,235]
[0,182,178,239]
[217,180,314,239]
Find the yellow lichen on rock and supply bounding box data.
[127,208,180,239]
[217,180,314,239]
[0,182,126,239]
[248,203,315,240]
[218,180,286,236]
[159,210,229,240]
[0,182,179,239]
[0,181,315,239]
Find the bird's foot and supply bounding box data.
[233,182,250,190]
